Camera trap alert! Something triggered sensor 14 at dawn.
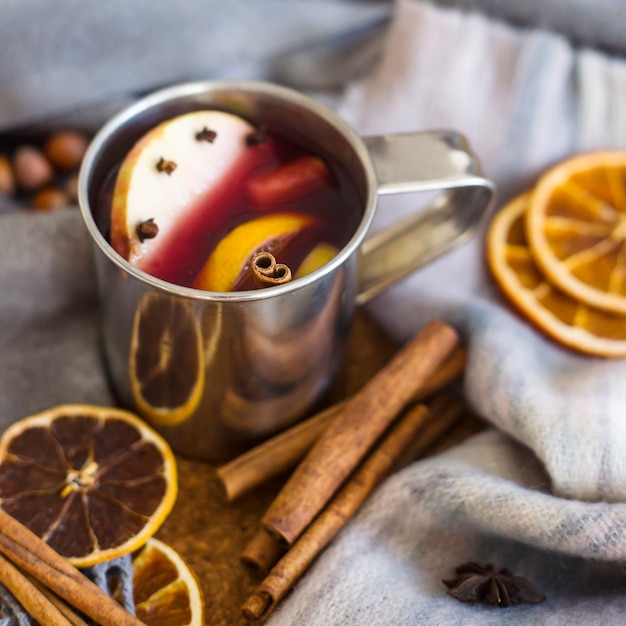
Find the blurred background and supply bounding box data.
[2,0,623,131]
[2,0,624,225]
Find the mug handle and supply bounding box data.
[356,130,496,304]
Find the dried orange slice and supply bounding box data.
[122,538,204,626]
[129,295,208,428]
[487,193,626,357]
[0,404,177,567]
[526,151,626,313]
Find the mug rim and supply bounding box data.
[77,79,379,302]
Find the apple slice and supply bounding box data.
[110,110,256,267]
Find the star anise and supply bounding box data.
[443,562,546,608]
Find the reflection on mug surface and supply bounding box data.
[128,293,207,428]
[220,271,347,436]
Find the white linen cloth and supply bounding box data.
[434,0,626,55]
[2,0,626,624]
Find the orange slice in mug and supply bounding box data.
[129,295,208,428]
[0,404,177,567]
[295,242,339,277]
[193,212,316,292]
[526,151,626,314]
[487,193,626,357]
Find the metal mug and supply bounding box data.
[78,80,494,460]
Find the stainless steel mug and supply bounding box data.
[78,80,494,460]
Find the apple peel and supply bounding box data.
[110,110,256,266]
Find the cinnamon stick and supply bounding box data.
[217,401,345,502]
[30,579,90,626]
[239,395,470,577]
[252,251,292,288]
[242,403,432,621]
[0,508,143,625]
[240,527,287,575]
[0,552,73,626]
[217,346,466,501]
[424,408,486,457]
[260,320,459,545]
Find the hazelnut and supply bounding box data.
[0,154,15,196]
[44,130,89,171]
[31,187,71,211]
[13,146,53,190]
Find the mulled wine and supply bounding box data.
[94,110,362,291]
